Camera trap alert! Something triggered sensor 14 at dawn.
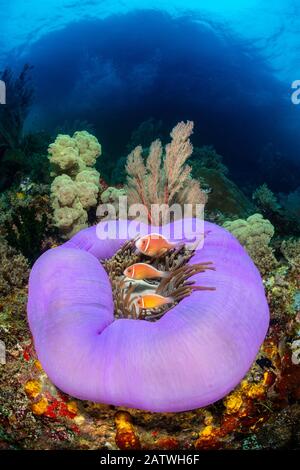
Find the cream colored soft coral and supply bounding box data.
[73,130,102,167]
[76,168,100,209]
[49,131,102,238]
[48,134,80,173]
[76,181,99,209]
[223,214,274,247]
[75,168,100,186]
[51,175,77,207]
[53,203,87,233]
[223,214,277,275]
[100,186,126,205]
[99,186,127,220]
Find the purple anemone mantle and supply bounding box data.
[27,219,269,412]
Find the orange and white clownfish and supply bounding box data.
[124,263,169,280]
[135,233,176,257]
[136,293,173,310]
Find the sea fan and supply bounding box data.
[125,121,207,225]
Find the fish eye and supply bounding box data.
[141,240,147,247]
[127,267,132,273]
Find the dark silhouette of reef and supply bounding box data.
[0,65,50,191]
[6,9,299,193]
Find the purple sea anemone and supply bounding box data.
[27,219,269,412]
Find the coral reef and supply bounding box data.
[0,65,52,191]
[191,145,229,175]
[0,209,299,450]
[190,146,254,219]
[1,329,299,450]
[0,239,29,296]
[199,168,254,219]
[5,206,48,264]
[0,237,30,354]
[0,182,51,263]
[0,66,51,192]
[223,214,278,275]
[99,186,126,220]
[114,411,141,450]
[0,117,299,450]
[281,238,300,273]
[280,187,300,219]
[125,121,207,225]
[253,183,281,213]
[49,131,102,238]
[0,66,33,153]
[253,183,300,236]
[291,339,300,365]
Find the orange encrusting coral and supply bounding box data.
[114,411,141,450]
[195,372,273,449]
[24,379,41,399]
[154,437,179,449]
[31,397,49,415]
[24,362,79,421]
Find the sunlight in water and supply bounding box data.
[2,0,299,80]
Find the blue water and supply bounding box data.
[1,0,300,190]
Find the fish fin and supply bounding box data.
[160,270,170,278]
[156,247,169,257]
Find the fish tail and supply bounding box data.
[160,270,170,278]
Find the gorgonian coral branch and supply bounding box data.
[125,122,207,225]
